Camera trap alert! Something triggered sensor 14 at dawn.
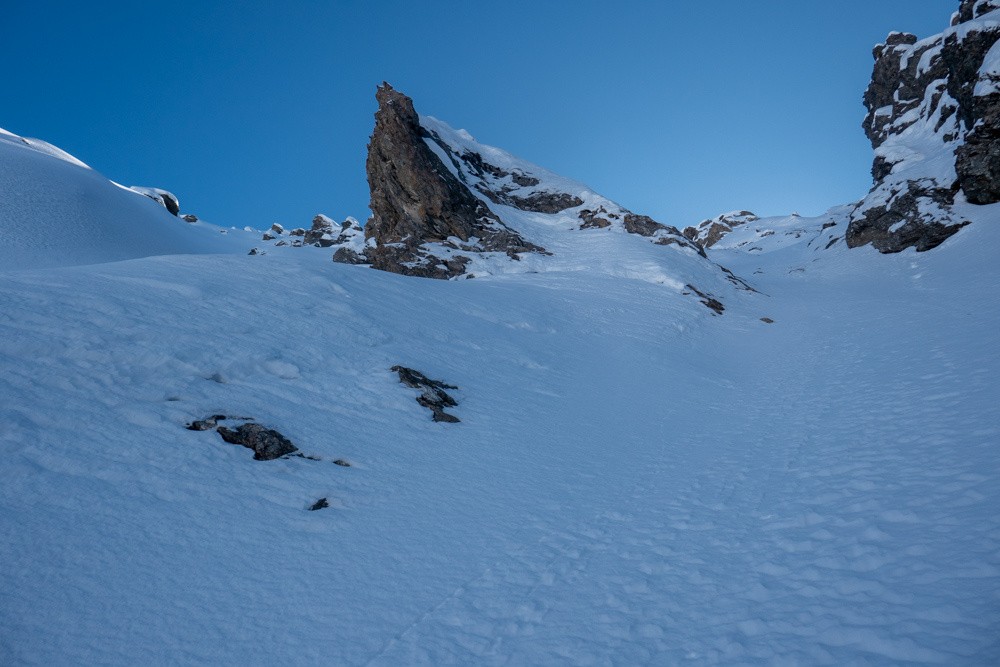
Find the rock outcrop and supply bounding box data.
[129,186,180,216]
[847,1,1000,252]
[391,365,461,423]
[323,83,708,278]
[682,211,759,248]
[362,83,544,278]
[217,422,298,461]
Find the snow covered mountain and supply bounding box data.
[1,2,998,665]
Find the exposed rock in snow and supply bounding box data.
[684,284,725,315]
[391,366,461,423]
[216,422,299,461]
[364,83,544,278]
[308,498,330,511]
[340,83,707,279]
[682,211,759,248]
[954,0,1000,26]
[128,186,180,216]
[848,2,1000,252]
[186,415,227,431]
[304,214,336,247]
[419,112,704,259]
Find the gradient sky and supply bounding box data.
[2,1,954,229]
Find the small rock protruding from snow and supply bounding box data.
[308,498,330,511]
[391,365,461,423]
[216,422,298,461]
[129,186,180,216]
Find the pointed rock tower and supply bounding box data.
[363,83,543,278]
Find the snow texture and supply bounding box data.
[1,125,999,665]
[0,127,252,270]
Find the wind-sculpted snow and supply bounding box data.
[0,127,252,270]
[1,216,998,664]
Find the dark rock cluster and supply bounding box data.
[684,284,725,315]
[436,147,583,214]
[391,365,461,423]
[187,415,299,461]
[361,83,544,278]
[848,1,999,253]
[217,422,299,461]
[263,216,365,251]
[682,211,759,248]
[845,182,969,252]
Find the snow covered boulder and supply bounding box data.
[128,186,180,216]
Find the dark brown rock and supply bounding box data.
[956,92,1000,203]
[391,365,461,422]
[216,423,298,461]
[846,182,968,253]
[304,214,335,246]
[682,211,758,248]
[850,6,999,250]
[685,284,725,315]
[332,247,367,265]
[578,207,614,229]
[364,83,543,278]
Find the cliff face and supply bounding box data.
[362,83,543,279]
[847,1,1000,252]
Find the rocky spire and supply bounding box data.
[363,83,543,278]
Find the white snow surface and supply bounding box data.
[2,139,999,664]
[0,128,250,270]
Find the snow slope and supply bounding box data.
[1,199,998,664]
[0,128,248,269]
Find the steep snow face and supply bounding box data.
[1,213,998,665]
[0,128,248,270]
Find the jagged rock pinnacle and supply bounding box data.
[363,83,542,278]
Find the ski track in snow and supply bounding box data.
[1,220,998,664]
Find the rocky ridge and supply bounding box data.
[310,83,707,279]
[846,0,1000,252]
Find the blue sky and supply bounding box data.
[2,1,953,228]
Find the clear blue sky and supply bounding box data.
[2,1,953,228]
